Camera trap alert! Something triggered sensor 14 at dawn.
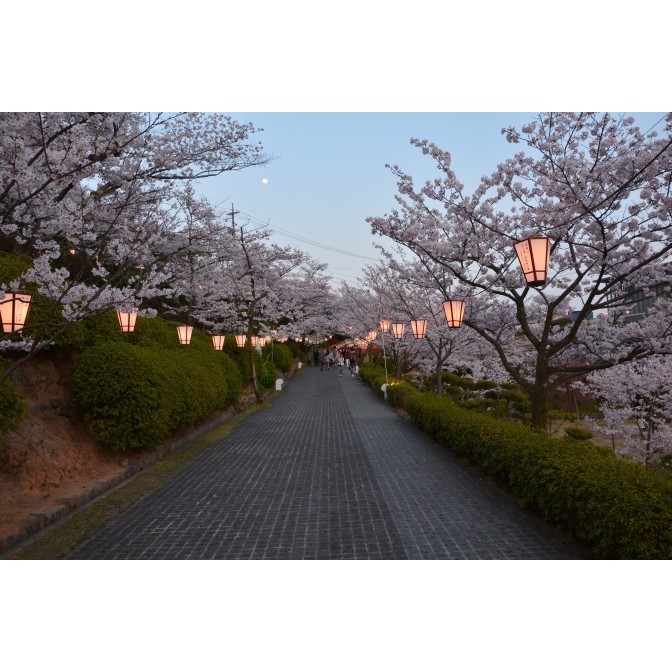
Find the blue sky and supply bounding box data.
[194,112,669,287]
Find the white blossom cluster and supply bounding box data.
[361,112,672,432]
[0,113,335,382]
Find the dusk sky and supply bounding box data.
[194,112,669,287]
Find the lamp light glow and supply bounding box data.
[0,293,32,333]
[410,319,427,339]
[443,300,466,328]
[177,325,193,345]
[514,236,550,287]
[116,309,138,333]
[391,322,406,339]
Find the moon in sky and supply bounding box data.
[261,178,268,184]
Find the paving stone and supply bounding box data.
[69,367,581,560]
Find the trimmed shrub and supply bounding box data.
[128,316,185,350]
[564,426,594,441]
[385,380,418,409]
[56,310,126,350]
[263,342,293,373]
[73,342,175,450]
[359,363,390,399]
[73,339,243,451]
[259,360,277,388]
[401,392,672,559]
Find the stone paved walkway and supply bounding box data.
[69,365,581,559]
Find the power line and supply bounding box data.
[235,208,380,262]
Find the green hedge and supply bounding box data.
[407,392,672,559]
[72,340,243,451]
[259,360,277,388]
[263,342,293,373]
[359,371,672,559]
[359,363,390,399]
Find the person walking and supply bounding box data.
[322,351,330,371]
[337,352,345,377]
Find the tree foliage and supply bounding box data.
[367,113,672,428]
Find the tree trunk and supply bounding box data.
[435,360,443,394]
[529,355,550,430]
[248,343,263,403]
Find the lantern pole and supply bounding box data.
[379,318,390,385]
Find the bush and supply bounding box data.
[259,360,277,388]
[263,342,293,372]
[400,392,672,559]
[56,310,126,350]
[128,316,185,350]
[385,380,418,409]
[564,427,594,441]
[73,342,174,450]
[73,339,243,451]
[359,363,390,399]
[357,370,672,558]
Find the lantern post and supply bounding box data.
[379,318,390,385]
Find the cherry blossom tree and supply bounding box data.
[579,355,672,466]
[187,217,333,401]
[0,112,269,383]
[368,113,672,429]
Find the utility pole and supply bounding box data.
[228,203,240,234]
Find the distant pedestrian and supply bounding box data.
[314,349,320,367]
[322,351,330,371]
[337,353,345,377]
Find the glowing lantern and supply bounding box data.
[0,292,31,333]
[514,236,550,287]
[116,309,138,333]
[212,334,225,350]
[379,318,391,332]
[177,325,193,345]
[443,300,465,328]
[367,330,378,342]
[391,322,406,339]
[410,319,427,339]
[235,334,246,347]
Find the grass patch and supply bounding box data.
[7,403,267,560]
